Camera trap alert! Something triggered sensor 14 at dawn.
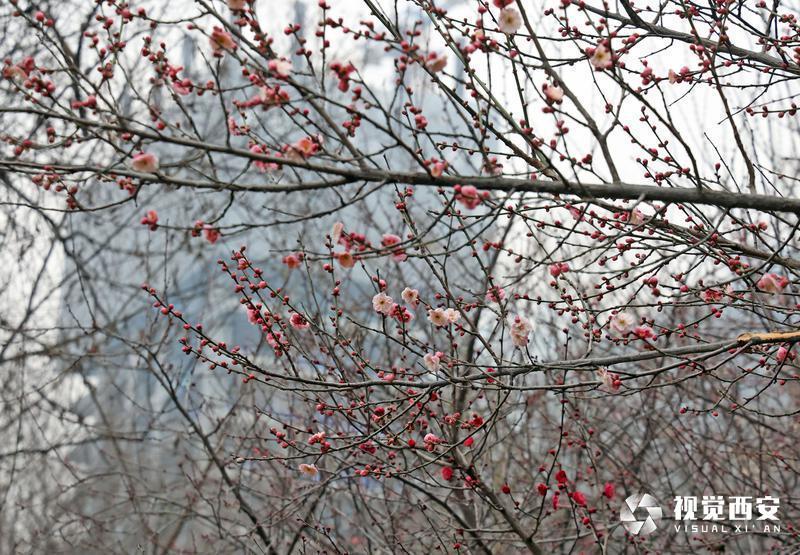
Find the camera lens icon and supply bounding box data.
[620,493,662,535]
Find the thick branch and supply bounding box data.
[583,3,800,74]
[3,156,800,214]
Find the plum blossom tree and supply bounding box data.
[1,0,800,553]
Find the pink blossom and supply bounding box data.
[423,352,441,371]
[757,273,789,294]
[131,152,159,173]
[603,482,615,499]
[266,331,288,353]
[483,157,504,175]
[392,304,414,323]
[71,96,97,110]
[330,61,356,92]
[249,144,280,172]
[632,325,655,340]
[776,346,789,362]
[290,313,310,330]
[381,234,407,261]
[268,58,292,78]
[425,52,447,73]
[701,288,723,303]
[430,160,447,177]
[668,69,679,84]
[308,431,326,445]
[629,208,645,225]
[486,286,505,303]
[359,441,377,454]
[282,253,303,269]
[444,308,461,323]
[401,287,419,307]
[572,491,587,507]
[610,312,634,333]
[568,206,583,221]
[549,262,570,278]
[454,185,487,209]
[423,433,441,444]
[381,233,401,247]
[428,308,449,327]
[335,251,356,268]
[298,463,318,476]
[258,86,290,108]
[590,44,613,70]
[203,224,220,244]
[498,8,522,34]
[537,483,549,496]
[246,308,259,324]
[510,315,532,347]
[228,117,244,136]
[289,136,319,160]
[2,64,27,82]
[140,210,158,231]
[372,292,394,315]
[171,80,191,96]
[210,27,237,54]
[331,221,344,245]
[543,83,564,104]
[597,367,614,389]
